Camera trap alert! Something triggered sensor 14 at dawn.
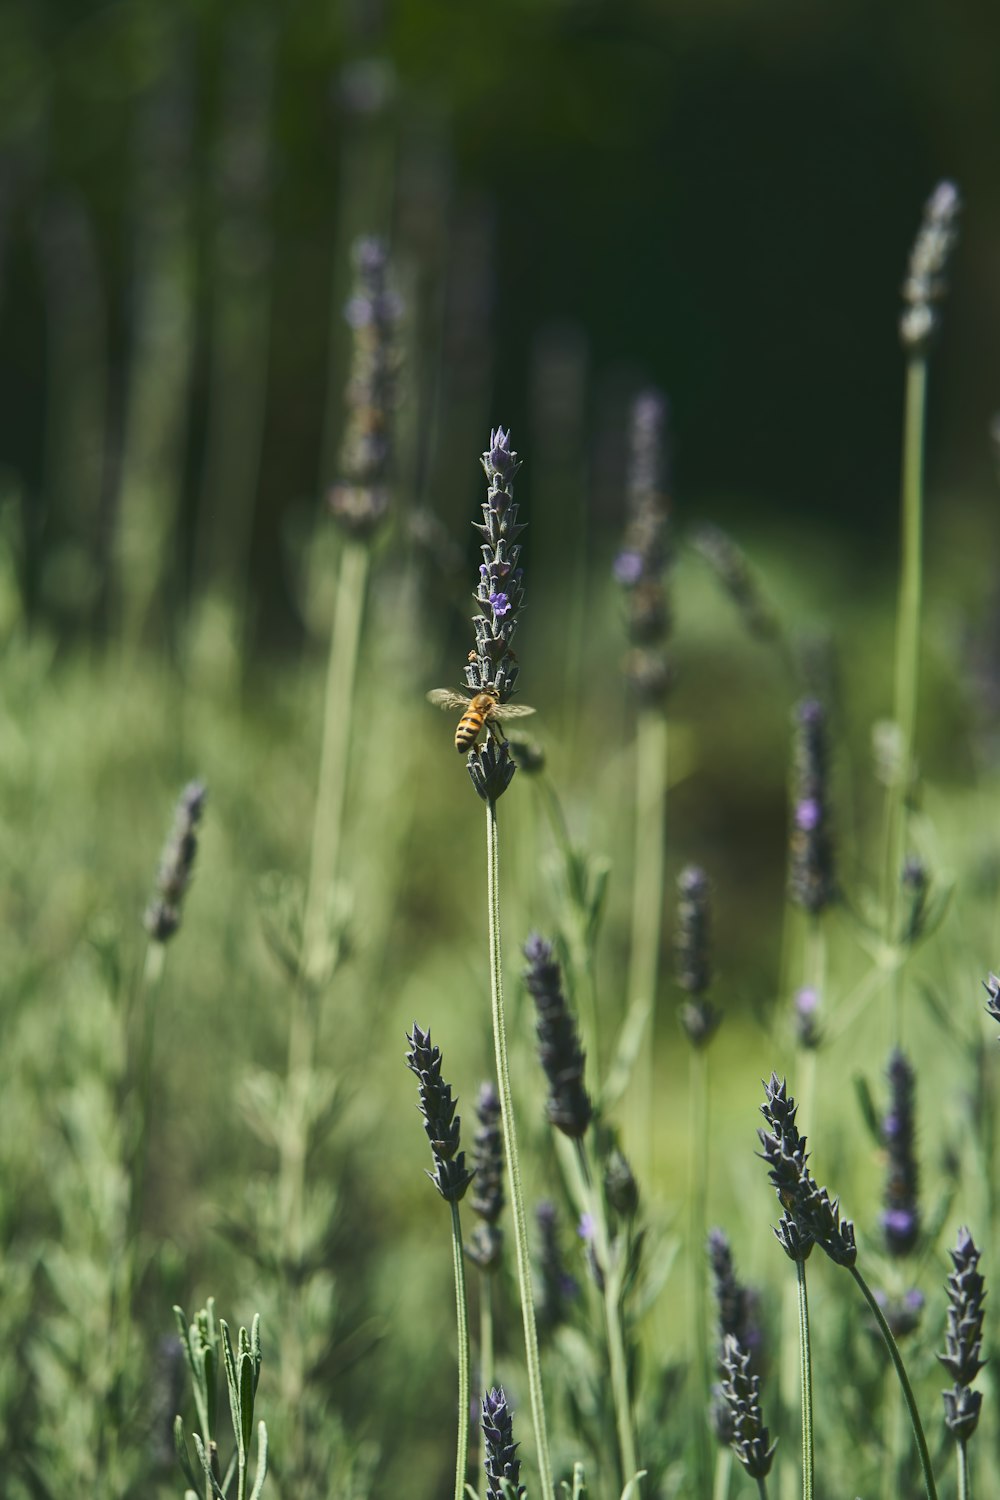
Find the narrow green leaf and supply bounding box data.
[220,1320,244,1455]
[240,1350,255,1453]
[173,1416,199,1489]
[249,1420,269,1500]
[853,1073,882,1145]
[619,1471,648,1500]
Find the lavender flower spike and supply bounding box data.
[463,428,526,802]
[144,781,208,942]
[676,865,722,1048]
[466,1081,504,1272]
[880,1048,921,1258]
[482,1387,526,1500]
[718,1335,776,1480]
[328,235,402,538]
[522,935,592,1138]
[788,698,836,916]
[939,1227,986,1442]
[758,1073,856,1268]
[983,971,1000,1030]
[900,181,961,354]
[405,1024,475,1204]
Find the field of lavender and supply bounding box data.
[1,171,998,1500]
[3,9,1000,1499]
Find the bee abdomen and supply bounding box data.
[455,712,485,751]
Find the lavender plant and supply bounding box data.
[173,1300,269,1500]
[938,1227,985,1500]
[616,391,672,1185]
[406,1024,474,1500]
[884,181,961,1046]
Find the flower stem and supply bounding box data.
[796,1258,814,1500]
[849,1264,938,1500]
[624,707,668,1180]
[883,355,927,1048]
[478,1274,495,1490]
[576,1139,640,1491]
[688,1045,711,1496]
[957,1436,971,1500]
[712,1446,732,1500]
[485,795,555,1500]
[451,1202,472,1500]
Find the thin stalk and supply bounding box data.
[756,1480,770,1500]
[957,1436,970,1500]
[688,1045,711,1496]
[880,1360,903,1500]
[796,1259,814,1500]
[485,796,555,1500]
[883,356,928,1049]
[624,707,668,1180]
[106,937,168,1485]
[712,1447,732,1500]
[478,1274,495,1492]
[451,1202,472,1500]
[849,1265,938,1500]
[576,1139,640,1490]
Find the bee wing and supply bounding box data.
[493,703,537,720]
[427,688,471,711]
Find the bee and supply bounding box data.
[426,688,536,752]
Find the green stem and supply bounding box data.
[883,355,928,1049]
[756,1479,770,1500]
[796,1259,814,1500]
[688,1044,711,1495]
[451,1203,472,1500]
[712,1446,732,1500]
[478,1273,495,1493]
[624,707,668,1181]
[849,1265,938,1500]
[576,1140,639,1490]
[302,535,371,988]
[485,796,555,1500]
[957,1435,971,1500]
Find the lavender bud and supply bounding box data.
[788,699,836,915]
[880,1049,921,1258]
[577,1211,605,1292]
[708,1229,768,1410]
[144,781,207,942]
[982,972,1000,1030]
[328,236,402,539]
[939,1227,986,1442]
[522,935,592,1139]
[793,987,823,1050]
[605,1146,639,1220]
[405,1024,475,1204]
[466,739,516,803]
[466,1082,504,1272]
[535,1200,578,1337]
[482,1387,526,1500]
[758,1073,856,1267]
[900,181,961,354]
[872,1287,925,1341]
[616,389,674,697]
[676,865,711,995]
[719,1335,776,1480]
[692,523,780,643]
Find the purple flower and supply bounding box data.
[795,798,821,832]
[577,1212,596,1243]
[613,549,644,586]
[489,592,511,620]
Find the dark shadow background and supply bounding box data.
[0,0,996,638]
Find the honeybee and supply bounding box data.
[427,688,537,752]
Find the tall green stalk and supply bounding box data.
[688,1045,711,1495]
[850,1265,938,1500]
[450,1203,472,1500]
[957,1437,971,1500]
[485,795,555,1500]
[795,1260,814,1500]
[624,707,668,1179]
[883,356,928,1048]
[574,1139,639,1490]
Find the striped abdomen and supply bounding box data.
[455,694,494,751]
